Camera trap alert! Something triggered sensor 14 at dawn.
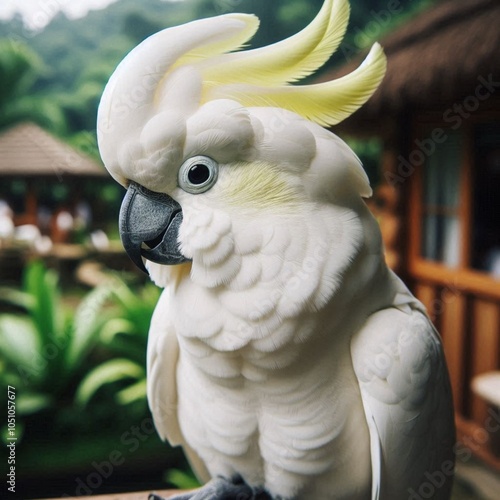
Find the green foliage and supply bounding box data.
[0,38,66,133]
[66,129,101,161]
[0,261,113,421]
[344,136,383,186]
[341,0,438,54]
[76,279,160,410]
[0,0,437,179]
[277,0,319,28]
[0,262,181,497]
[122,10,165,43]
[0,38,44,97]
[76,358,144,405]
[166,468,202,490]
[0,261,161,422]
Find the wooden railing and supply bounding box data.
[45,490,181,500]
[410,261,500,470]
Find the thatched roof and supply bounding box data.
[0,122,106,177]
[324,0,500,133]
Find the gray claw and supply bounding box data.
[154,476,271,500]
[150,492,195,500]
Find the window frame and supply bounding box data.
[408,110,500,300]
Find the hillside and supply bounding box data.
[0,0,435,141]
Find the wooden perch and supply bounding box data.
[45,490,188,500]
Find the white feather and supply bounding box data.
[100,2,454,498]
[351,286,455,499]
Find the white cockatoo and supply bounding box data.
[97,1,455,498]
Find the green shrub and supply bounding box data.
[0,260,114,439]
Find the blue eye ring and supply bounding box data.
[178,156,219,194]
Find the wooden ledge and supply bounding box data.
[44,490,186,500]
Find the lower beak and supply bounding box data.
[119,181,189,273]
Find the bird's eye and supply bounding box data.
[178,156,219,194]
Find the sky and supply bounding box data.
[0,0,183,30]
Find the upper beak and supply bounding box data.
[119,181,189,273]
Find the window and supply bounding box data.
[415,120,500,279]
[472,122,500,277]
[420,130,462,267]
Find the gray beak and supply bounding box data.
[119,181,189,274]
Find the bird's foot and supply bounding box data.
[149,475,271,500]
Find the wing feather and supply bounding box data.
[147,289,211,483]
[351,304,455,499]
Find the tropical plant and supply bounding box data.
[0,260,114,437]
[165,467,201,490]
[0,261,184,498]
[0,260,163,425]
[75,278,161,414]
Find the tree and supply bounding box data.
[0,38,66,133]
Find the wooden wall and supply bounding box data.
[374,138,500,470]
[414,275,500,470]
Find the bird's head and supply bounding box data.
[97,0,386,283]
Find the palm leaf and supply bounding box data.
[0,315,40,377]
[116,379,147,405]
[0,287,34,311]
[75,358,144,407]
[65,283,114,371]
[23,261,62,346]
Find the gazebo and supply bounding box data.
[0,122,125,284]
[0,122,110,243]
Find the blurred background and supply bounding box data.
[0,0,498,498]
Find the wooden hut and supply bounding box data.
[0,122,109,243]
[326,0,500,468]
